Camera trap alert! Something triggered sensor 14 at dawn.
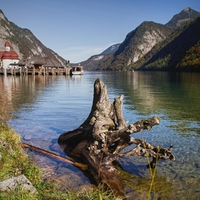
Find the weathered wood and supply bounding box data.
[21,143,88,170]
[58,78,175,196]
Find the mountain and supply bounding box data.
[136,15,200,71]
[101,44,120,54]
[166,7,200,28]
[97,22,173,71]
[80,43,120,70]
[0,10,66,67]
[96,7,200,71]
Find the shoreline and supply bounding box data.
[0,122,115,199]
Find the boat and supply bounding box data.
[70,65,84,75]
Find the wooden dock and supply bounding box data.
[0,66,71,76]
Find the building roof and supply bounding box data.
[4,41,11,47]
[0,41,19,60]
[19,56,57,67]
[0,51,19,59]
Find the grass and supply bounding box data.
[0,123,116,200]
[145,146,159,200]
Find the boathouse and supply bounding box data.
[0,41,71,75]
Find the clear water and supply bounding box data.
[1,71,200,199]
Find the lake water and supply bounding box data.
[1,71,200,199]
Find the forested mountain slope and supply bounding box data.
[137,16,200,71]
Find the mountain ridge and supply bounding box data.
[83,7,200,71]
[138,16,200,71]
[97,21,173,71]
[79,43,120,70]
[165,7,200,28]
[1,7,199,71]
[0,9,66,67]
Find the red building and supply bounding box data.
[0,41,19,68]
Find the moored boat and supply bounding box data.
[70,65,84,75]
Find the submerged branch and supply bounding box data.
[21,143,88,170]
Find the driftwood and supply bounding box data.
[58,78,175,196]
[21,143,88,170]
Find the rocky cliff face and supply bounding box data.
[0,10,66,67]
[139,16,200,71]
[121,22,172,64]
[97,22,173,71]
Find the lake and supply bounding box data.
[1,71,200,199]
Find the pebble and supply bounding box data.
[195,163,200,168]
[0,174,37,194]
[23,135,32,141]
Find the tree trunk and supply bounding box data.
[58,78,175,196]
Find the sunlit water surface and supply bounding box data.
[1,71,200,199]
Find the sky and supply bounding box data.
[1,0,200,63]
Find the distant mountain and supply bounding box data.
[101,44,120,54]
[0,10,66,67]
[80,43,120,70]
[166,7,200,28]
[96,7,200,71]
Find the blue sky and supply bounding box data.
[1,0,200,63]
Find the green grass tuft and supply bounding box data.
[0,123,116,200]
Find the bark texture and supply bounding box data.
[58,78,175,196]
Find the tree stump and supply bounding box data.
[58,78,175,196]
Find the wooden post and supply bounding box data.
[4,67,6,76]
[13,67,16,76]
[33,67,35,75]
[19,67,22,75]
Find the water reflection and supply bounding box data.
[102,71,200,136]
[1,71,200,199]
[112,72,200,121]
[0,75,63,112]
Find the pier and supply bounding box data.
[0,66,71,76]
